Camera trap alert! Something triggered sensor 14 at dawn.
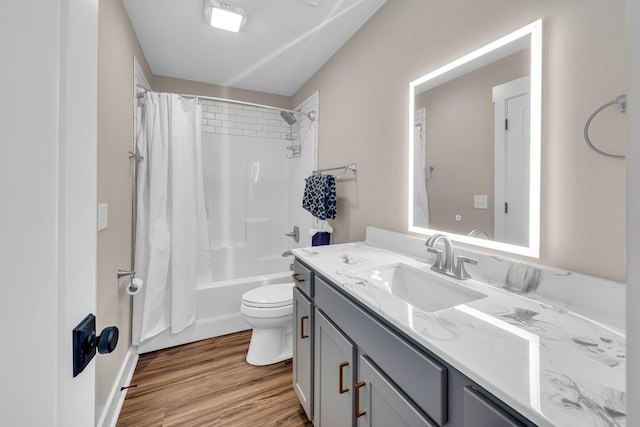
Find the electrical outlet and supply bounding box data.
[474,195,488,209]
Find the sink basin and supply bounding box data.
[350,263,487,313]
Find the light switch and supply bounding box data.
[474,195,488,209]
[98,203,108,231]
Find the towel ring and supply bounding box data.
[583,94,627,159]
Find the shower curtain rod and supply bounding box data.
[136,85,316,120]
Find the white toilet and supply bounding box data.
[240,283,295,366]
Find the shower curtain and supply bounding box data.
[134,92,209,343]
[413,123,430,228]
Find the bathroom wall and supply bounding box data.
[153,75,291,110]
[96,0,152,415]
[292,0,627,281]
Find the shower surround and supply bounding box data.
[135,93,318,354]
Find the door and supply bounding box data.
[493,76,530,246]
[293,287,314,421]
[356,355,436,427]
[314,311,355,427]
[0,1,98,426]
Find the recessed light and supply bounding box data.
[203,0,247,33]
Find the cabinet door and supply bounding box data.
[463,386,525,427]
[293,287,313,421]
[314,310,355,427]
[356,354,436,427]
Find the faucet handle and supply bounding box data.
[455,255,478,280]
[427,247,444,269]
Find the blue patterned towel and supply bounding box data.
[302,175,337,220]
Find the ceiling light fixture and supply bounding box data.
[203,0,247,33]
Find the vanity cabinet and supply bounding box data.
[293,258,535,427]
[462,386,525,427]
[357,354,435,427]
[293,287,313,421]
[314,311,355,427]
[292,260,315,421]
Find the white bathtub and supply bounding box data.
[136,271,293,354]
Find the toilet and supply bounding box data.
[240,283,295,366]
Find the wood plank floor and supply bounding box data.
[117,330,313,427]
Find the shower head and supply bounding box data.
[280,111,297,126]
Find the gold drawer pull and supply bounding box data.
[300,316,309,339]
[292,273,305,283]
[355,380,366,418]
[338,361,350,394]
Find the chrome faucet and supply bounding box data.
[425,234,478,280]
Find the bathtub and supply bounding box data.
[136,271,294,354]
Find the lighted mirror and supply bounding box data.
[408,20,541,258]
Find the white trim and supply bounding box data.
[492,76,530,245]
[627,0,640,424]
[96,348,139,427]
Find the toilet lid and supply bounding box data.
[242,283,294,308]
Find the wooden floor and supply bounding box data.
[117,330,313,427]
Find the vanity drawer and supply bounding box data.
[293,259,313,298]
[315,276,448,426]
[463,386,525,427]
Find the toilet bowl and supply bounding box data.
[240,283,294,366]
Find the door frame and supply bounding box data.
[0,1,98,426]
[493,76,530,245]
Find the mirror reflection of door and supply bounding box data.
[493,76,530,246]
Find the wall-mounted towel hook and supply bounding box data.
[117,270,136,279]
[583,94,627,159]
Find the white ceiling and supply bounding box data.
[122,0,387,96]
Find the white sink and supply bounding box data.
[350,263,487,313]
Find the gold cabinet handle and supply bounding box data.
[338,361,350,394]
[292,273,305,283]
[300,315,309,339]
[355,380,366,418]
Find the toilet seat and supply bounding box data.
[241,283,294,308]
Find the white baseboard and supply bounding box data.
[96,348,139,427]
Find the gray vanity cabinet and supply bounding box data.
[293,258,535,427]
[293,287,313,421]
[462,386,525,427]
[356,354,436,427]
[314,311,356,427]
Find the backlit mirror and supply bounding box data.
[408,20,542,258]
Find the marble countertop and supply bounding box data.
[293,242,626,427]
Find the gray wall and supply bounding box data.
[293,0,627,282]
[97,0,152,412]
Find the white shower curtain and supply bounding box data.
[134,92,209,343]
[413,124,430,228]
